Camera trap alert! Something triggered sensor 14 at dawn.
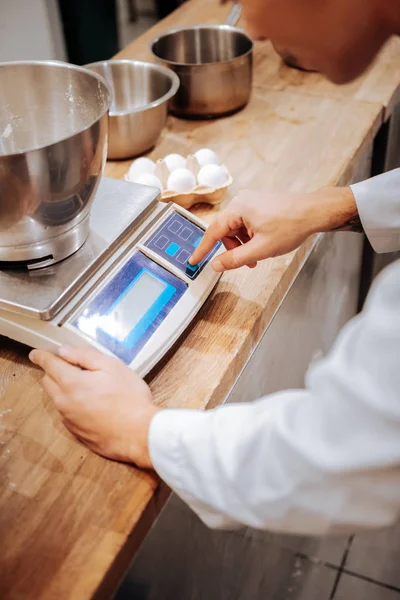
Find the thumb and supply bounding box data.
[212,237,266,272]
[58,345,114,371]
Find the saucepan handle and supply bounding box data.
[225,3,242,26]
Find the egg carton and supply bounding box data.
[125,154,232,210]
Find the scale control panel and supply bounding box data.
[71,207,221,372]
[145,212,216,279]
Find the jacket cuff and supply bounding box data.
[350,170,400,253]
[148,408,241,529]
[148,409,199,489]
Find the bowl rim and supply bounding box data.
[149,24,254,67]
[84,59,181,116]
[0,60,112,157]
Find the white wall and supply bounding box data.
[0,0,66,62]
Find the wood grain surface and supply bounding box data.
[0,1,399,598]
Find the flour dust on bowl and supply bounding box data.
[150,25,253,118]
[85,60,180,159]
[0,61,110,268]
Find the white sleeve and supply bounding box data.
[351,168,400,253]
[149,260,400,536]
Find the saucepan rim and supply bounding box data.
[150,24,254,67]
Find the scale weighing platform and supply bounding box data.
[0,177,222,376]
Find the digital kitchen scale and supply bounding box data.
[0,177,222,376]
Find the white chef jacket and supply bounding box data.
[149,169,400,536]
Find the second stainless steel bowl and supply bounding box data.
[86,60,180,160]
[150,25,253,118]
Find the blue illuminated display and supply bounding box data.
[73,252,187,365]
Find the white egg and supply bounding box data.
[135,173,163,192]
[164,153,187,172]
[127,157,156,181]
[167,168,196,193]
[195,148,221,168]
[197,164,229,188]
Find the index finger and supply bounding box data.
[189,214,233,265]
[29,349,81,384]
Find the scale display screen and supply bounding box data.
[101,272,168,343]
[145,212,221,279]
[73,252,187,364]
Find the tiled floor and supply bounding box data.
[116,494,400,600]
[335,573,400,600]
[342,525,400,592]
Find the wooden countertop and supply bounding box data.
[0,2,399,599]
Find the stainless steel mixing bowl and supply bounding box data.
[0,61,110,268]
[85,60,180,160]
[150,25,253,118]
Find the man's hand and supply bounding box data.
[29,346,159,468]
[190,186,359,272]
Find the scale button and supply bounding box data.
[179,227,192,241]
[154,235,169,250]
[176,249,191,264]
[168,220,182,234]
[166,242,180,257]
[186,263,199,276]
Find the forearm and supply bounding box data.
[307,185,363,233]
[150,384,400,535]
[149,261,400,534]
[303,169,400,247]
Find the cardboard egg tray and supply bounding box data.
[125,154,232,209]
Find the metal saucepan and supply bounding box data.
[85,60,180,160]
[0,61,110,267]
[150,5,253,118]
